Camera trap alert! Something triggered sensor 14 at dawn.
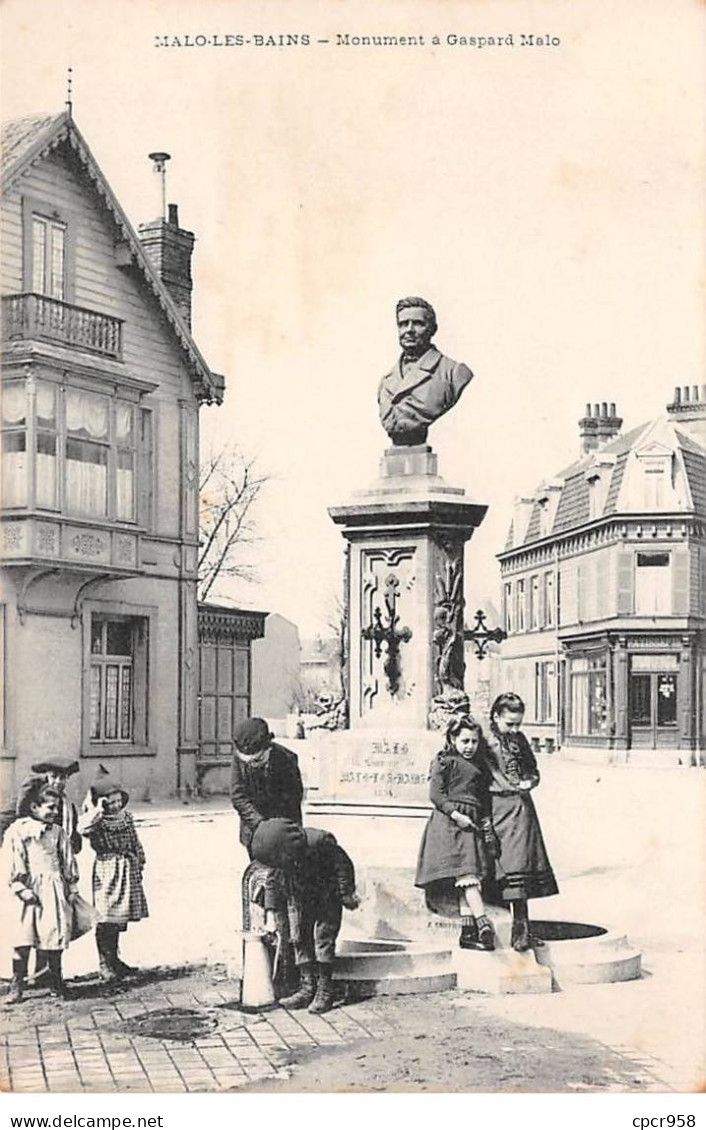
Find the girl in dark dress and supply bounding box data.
[415,715,498,951]
[486,692,559,951]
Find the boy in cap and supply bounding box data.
[30,756,82,855]
[251,818,360,1014]
[230,718,304,855]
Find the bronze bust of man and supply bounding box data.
[378,297,473,447]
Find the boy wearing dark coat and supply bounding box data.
[251,818,360,1014]
[230,719,304,854]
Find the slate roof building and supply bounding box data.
[497,392,706,763]
[1,110,225,800]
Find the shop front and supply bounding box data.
[562,632,699,756]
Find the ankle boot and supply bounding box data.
[476,916,495,951]
[28,950,52,988]
[96,926,116,983]
[309,963,335,1014]
[5,953,28,1006]
[511,902,531,952]
[112,937,136,979]
[47,952,66,998]
[458,916,478,950]
[511,918,531,951]
[279,964,316,1009]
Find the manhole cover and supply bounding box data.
[121,1007,218,1041]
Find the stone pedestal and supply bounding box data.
[329,445,487,734]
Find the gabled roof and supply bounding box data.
[502,415,706,553]
[1,111,223,404]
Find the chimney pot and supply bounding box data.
[674,387,681,404]
[683,387,690,402]
[601,402,608,417]
[168,203,179,227]
[610,402,616,415]
[693,385,700,402]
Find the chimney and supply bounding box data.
[666,384,706,444]
[137,152,195,329]
[579,402,622,455]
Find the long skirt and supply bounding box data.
[415,810,491,918]
[490,791,558,902]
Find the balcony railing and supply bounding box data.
[2,293,123,360]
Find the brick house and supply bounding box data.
[497,393,706,763]
[1,110,225,801]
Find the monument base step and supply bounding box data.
[334,937,456,996]
[530,922,642,986]
[340,972,457,998]
[454,947,553,995]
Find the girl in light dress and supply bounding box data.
[4,777,93,1004]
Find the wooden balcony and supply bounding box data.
[2,293,123,360]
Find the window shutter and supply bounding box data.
[560,560,578,625]
[671,550,688,615]
[595,553,609,620]
[137,407,154,530]
[617,551,634,615]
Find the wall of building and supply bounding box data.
[1,136,207,803]
[0,571,181,805]
[251,613,301,723]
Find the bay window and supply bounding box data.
[1,377,145,523]
[1,382,28,507]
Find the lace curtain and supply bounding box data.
[66,388,109,439]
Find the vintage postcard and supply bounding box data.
[1,0,704,1113]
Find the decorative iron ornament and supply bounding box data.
[464,609,507,660]
[362,573,412,696]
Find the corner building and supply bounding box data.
[497,394,706,764]
[1,112,224,800]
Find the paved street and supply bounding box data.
[0,968,671,1094]
[1,759,704,1093]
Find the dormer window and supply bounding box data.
[538,497,551,538]
[587,474,602,520]
[642,458,668,508]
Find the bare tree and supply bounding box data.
[198,441,269,603]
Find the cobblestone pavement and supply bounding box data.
[1,966,675,1094]
[0,967,397,1093]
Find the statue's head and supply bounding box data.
[396,296,437,357]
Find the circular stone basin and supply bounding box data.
[121,1007,218,1042]
[530,921,608,942]
[338,939,409,954]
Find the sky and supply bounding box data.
[2,0,704,637]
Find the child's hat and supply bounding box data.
[91,765,129,807]
[31,756,79,777]
[16,774,61,818]
[234,718,273,756]
[251,818,306,872]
